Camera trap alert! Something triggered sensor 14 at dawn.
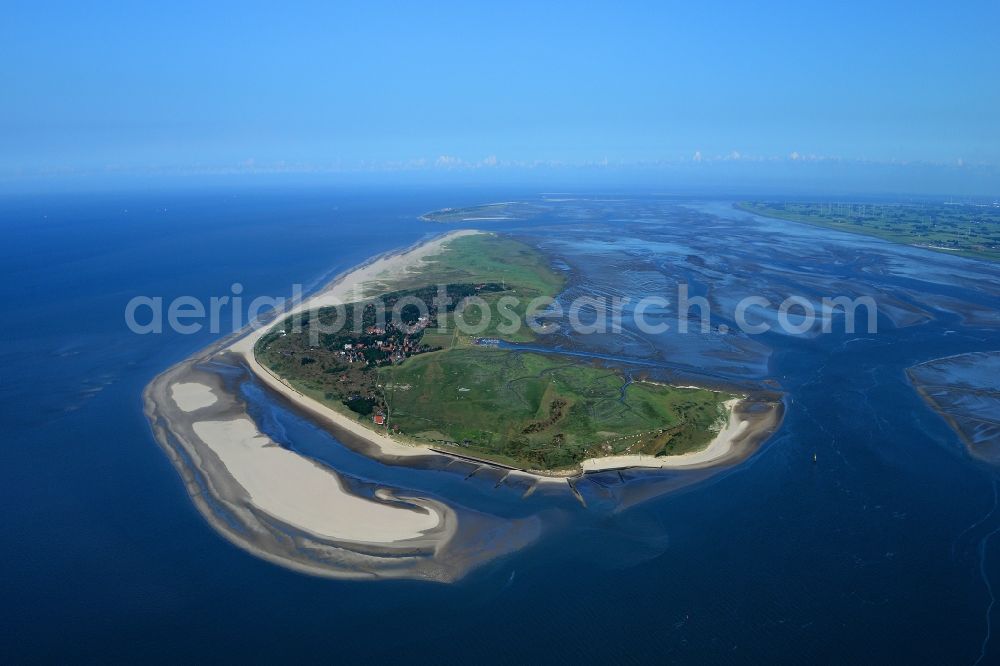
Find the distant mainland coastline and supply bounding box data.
[737,201,1000,262]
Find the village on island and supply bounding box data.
[257,281,506,436]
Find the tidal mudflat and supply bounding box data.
[908,351,1000,463]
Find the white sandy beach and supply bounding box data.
[192,418,441,542]
[170,382,218,412]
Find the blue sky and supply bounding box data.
[2,1,998,193]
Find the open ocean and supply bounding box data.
[3,187,1000,663]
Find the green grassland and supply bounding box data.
[373,233,568,342]
[379,348,728,470]
[737,201,1000,261]
[255,232,731,470]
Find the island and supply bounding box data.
[254,232,743,471]
[737,201,1000,261]
[419,202,546,223]
[144,229,782,581]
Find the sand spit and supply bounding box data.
[191,418,441,542]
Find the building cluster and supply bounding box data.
[337,317,433,366]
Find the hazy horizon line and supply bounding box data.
[2,157,997,199]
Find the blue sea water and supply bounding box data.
[2,187,1000,663]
